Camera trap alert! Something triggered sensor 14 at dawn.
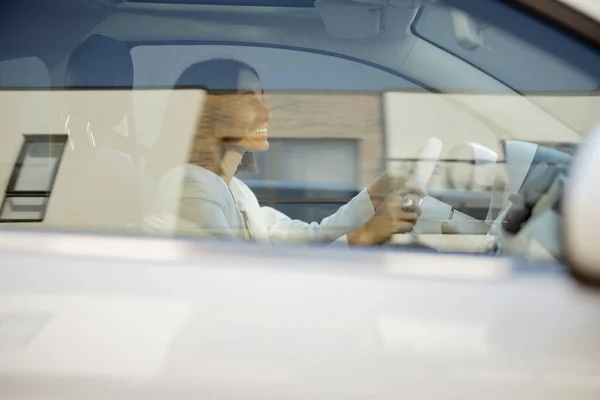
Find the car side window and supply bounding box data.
[0,0,599,262]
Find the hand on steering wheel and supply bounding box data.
[368,137,443,208]
[348,186,424,246]
[354,137,443,246]
[390,137,443,234]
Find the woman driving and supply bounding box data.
[145,58,422,246]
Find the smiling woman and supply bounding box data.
[143,58,421,244]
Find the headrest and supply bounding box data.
[65,34,133,89]
[447,142,498,190]
[0,57,50,87]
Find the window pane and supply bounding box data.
[130,45,419,148]
[1,0,599,261]
[13,141,64,192]
[252,139,358,185]
[412,4,600,92]
[0,197,47,222]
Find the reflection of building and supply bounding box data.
[251,93,384,188]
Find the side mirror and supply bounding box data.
[563,123,600,283]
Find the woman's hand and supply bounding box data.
[367,171,394,210]
[367,165,416,210]
[348,188,423,246]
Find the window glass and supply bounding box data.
[0,197,49,222]
[242,139,359,186]
[0,0,599,263]
[237,138,359,223]
[130,45,418,148]
[0,135,67,222]
[412,5,600,92]
[0,57,50,88]
[131,45,420,91]
[13,141,65,192]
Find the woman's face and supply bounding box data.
[212,68,270,153]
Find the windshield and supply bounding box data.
[412,5,599,92]
[0,0,599,263]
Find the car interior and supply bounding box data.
[1,0,599,260]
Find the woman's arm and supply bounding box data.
[261,173,422,246]
[261,188,375,245]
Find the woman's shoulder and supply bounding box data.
[159,164,231,202]
[159,164,222,187]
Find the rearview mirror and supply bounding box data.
[451,8,490,51]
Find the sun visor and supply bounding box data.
[315,0,426,39]
[315,0,382,39]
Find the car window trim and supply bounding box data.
[511,0,600,50]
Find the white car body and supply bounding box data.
[1,230,599,400]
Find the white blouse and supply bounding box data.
[143,164,375,245]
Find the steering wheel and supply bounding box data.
[405,137,444,191]
[386,137,443,247]
[390,136,443,207]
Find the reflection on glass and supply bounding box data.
[14,142,64,192]
[0,197,47,222]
